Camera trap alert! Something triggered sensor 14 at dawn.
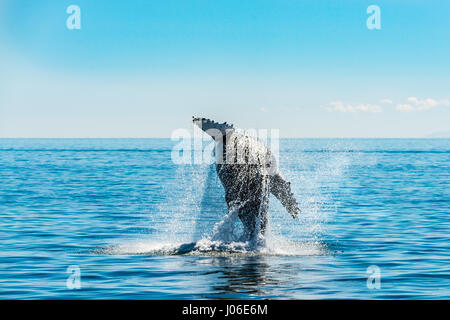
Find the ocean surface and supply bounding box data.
[0,138,449,299]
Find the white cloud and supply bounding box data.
[380,99,393,104]
[327,101,382,113]
[396,97,450,112]
[396,104,414,112]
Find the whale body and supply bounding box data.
[193,117,300,240]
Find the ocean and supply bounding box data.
[0,138,449,299]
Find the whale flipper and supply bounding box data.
[270,171,300,219]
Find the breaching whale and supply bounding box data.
[193,117,300,241]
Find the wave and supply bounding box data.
[95,237,328,257]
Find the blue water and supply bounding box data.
[0,138,449,299]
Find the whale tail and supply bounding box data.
[270,171,301,219]
[192,116,234,139]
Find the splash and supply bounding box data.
[97,140,350,257]
[99,191,329,257]
[98,238,328,257]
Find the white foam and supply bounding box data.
[98,235,327,257]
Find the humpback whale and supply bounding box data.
[193,117,300,241]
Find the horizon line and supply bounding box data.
[1,137,449,139]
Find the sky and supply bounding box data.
[0,0,449,138]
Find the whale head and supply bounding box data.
[192,116,234,140]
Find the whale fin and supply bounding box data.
[270,171,300,219]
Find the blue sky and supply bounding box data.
[1,0,449,137]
